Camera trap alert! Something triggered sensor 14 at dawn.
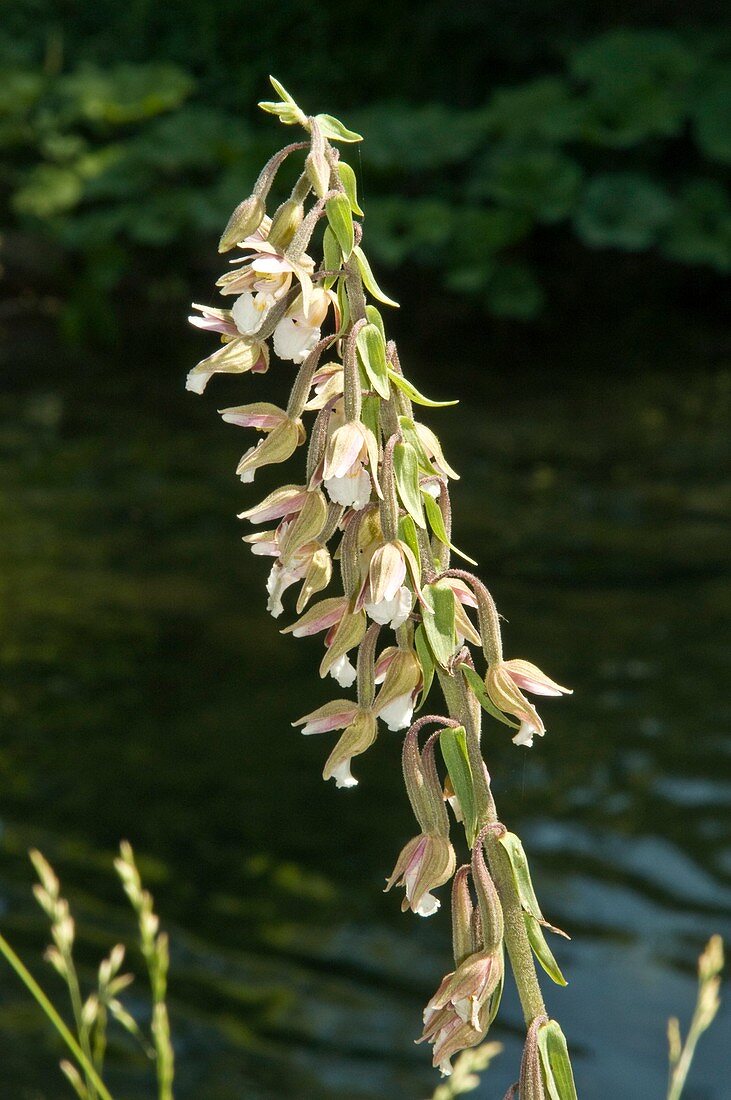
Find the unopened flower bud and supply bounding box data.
[451,866,475,967]
[218,194,266,253]
[267,198,305,250]
[471,833,504,952]
[385,832,455,917]
[519,1016,549,1100]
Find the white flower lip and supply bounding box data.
[324,470,371,510]
[378,692,414,732]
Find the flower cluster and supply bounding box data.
[188,79,575,1088]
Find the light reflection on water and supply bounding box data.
[0,363,729,1097]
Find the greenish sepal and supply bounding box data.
[414,624,435,709]
[422,582,457,669]
[325,193,354,261]
[353,246,399,307]
[394,442,426,528]
[423,491,477,564]
[461,664,519,729]
[337,161,364,214]
[538,1019,577,1098]
[439,726,478,846]
[315,112,363,143]
[387,368,458,407]
[356,323,390,399]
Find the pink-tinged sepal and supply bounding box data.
[238,485,310,525]
[281,595,350,638]
[219,402,289,431]
[292,699,358,736]
[188,303,238,336]
[502,658,571,698]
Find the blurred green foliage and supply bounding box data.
[0,11,729,332]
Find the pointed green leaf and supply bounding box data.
[325,194,354,261]
[439,726,478,844]
[337,161,364,215]
[356,323,389,399]
[315,112,363,143]
[353,246,399,307]
[414,624,435,710]
[394,442,426,528]
[538,1020,577,1099]
[423,492,477,565]
[498,831,544,919]
[461,664,519,729]
[526,915,568,987]
[422,582,456,669]
[387,369,458,408]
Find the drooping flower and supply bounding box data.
[321,709,378,788]
[484,659,572,747]
[241,488,331,617]
[186,307,269,393]
[293,703,377,788]
[322,420,381,511]
[272,288,338,364]
[217,220,315,318]
[281,596,365,686]
[218,403,305,484]
[385,833,456,917]
[358,540,420,631]
[373,646,422,731]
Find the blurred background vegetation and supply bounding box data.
[1,1,729,359]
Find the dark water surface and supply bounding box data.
[0,358,729,1098]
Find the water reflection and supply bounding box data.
[0,364,729,1097]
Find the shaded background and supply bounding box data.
[1,2,730,1097]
